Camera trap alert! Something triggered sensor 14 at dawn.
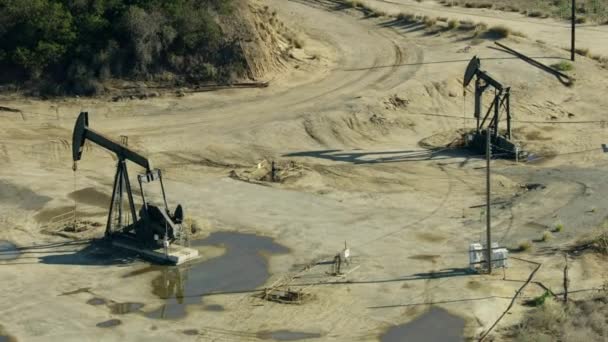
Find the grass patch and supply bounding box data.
[512,296,608,341]
[554,222,564,232]
[345,0,387,17]
[485,25,511,38]
[473,22,488,36]
[447,19,459,29]
[511,30,528,38]
[526,10,549,18]
[575,47,591,57]
[525,290,553,307]
[423,16,438,27]
[577,231,608,255]
[397,12,416,22]
[345,0,363,8]
[551,61,573,71]
[517,240,533,252]
[541,230,554,242]
[591,54,608,66]
[437,0,608,24]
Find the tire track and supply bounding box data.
[123,0,426,137]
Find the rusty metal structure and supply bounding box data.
[463,56,522,159]
[72,112,185,248]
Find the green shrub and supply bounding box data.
[551,61,573,71]
[486,25,511,38]
[397,12,415,22]
[542,231,554,242]
[447,19,459,29]
[518,240,533,251]
[345,0,362,8]
[528,290,552,306]
[554,222,564,232]
[575,47,590,57]
[0,0,245,95]
[424,16,438,27]
[527,10,546,18]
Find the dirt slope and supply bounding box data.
[1,0,608,341]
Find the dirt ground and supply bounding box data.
[439,0,608,24]
[1,0,608,341]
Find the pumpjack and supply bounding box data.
[72,112,187,250]
[463,56,524,159]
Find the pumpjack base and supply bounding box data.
[112,236,199,265]
[466,131,526,160]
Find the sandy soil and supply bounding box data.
[1,0,608,341]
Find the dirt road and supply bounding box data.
[1,0,608,341]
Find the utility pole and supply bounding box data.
[486,128,492,274]
[571,0,576,61]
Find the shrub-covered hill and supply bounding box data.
[0,0,280,96]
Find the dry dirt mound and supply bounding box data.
[302,111,416,147]
[229,159,309,184]
[221,0,300,80]
[418,129,469,149]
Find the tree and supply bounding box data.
[0,0,75,78]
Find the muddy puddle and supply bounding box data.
[380,307,464,342]
[141,231,289,319]
[110,302,145,314]
[67,187,111,208]
[33,206,104,223]
[258,330,322,341]
[0,241,19,260]
[86,297,106,305]
[96,319,122,328]
[203,304,224,311]
[0,334,15,342]
[0,180,51,210]
[86,296,144,314]
[0,325,14,342]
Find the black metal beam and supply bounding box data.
[84,129,151,171]
[477,70,503,91]
[494,42,572,82]
[572,0,576,61]
[72,112,151,171]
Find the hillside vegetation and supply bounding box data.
[440,0,608,23]
[0,0,250,95]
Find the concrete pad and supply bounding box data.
[112,240,199,265]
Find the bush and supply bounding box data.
[575,47,590,57]
[542,231,554,242]
[447,19,459,29]
[554,222,564,232]
[0,0,246,95]
[518,240,533,251]
[514,296,608,342]
[486,25,511,39]
[424,16,438,27]
[397,12,415,22]
[345,0,362,8]
[527,10,546,18]
[551,61,573,71]
[527,290,552,306]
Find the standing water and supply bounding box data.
[145,231,289,319]
[381,307,465,342]
[0,241,19,261]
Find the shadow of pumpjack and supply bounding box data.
[0,239,138,266]
[292,267,474,287]
[284,148,476,165]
